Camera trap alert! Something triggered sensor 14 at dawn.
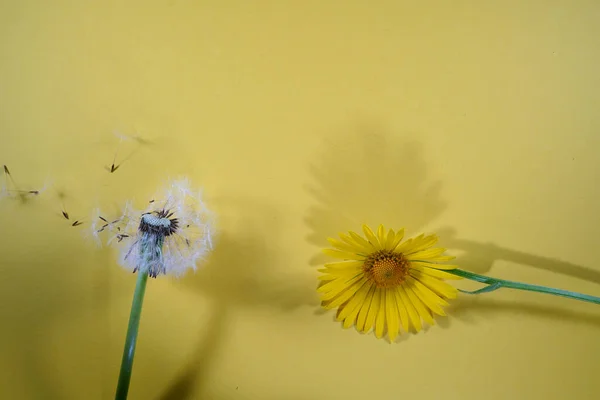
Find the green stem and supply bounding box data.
[115,271,149,400]
[446,268,600,305]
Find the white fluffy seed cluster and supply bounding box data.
[91,178,215,277]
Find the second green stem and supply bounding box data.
[446,268,600,305]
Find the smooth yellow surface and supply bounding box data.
[1,1,600,399]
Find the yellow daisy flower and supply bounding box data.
[318,225,461,341]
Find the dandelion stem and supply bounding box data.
[115,271,149,400]
[446,268,600,305]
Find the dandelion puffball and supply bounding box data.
[92,178,214,278]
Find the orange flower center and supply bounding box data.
[364,251,409,288]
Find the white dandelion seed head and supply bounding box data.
[91,178,215,278]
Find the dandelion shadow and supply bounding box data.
[187,198,318,311]
[157,302,228,400]
[156,198,317,399]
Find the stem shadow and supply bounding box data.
[437,226,600,286]
[446,295,600,327]
[157,303,228,400]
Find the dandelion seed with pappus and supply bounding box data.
[92,178,215,399]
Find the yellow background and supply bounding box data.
[1,1,600,399]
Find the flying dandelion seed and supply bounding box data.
[54,187,76,222]
[1,165,49,202]
[105,131,152,174]
[48,186,87,227]
[92,178,215,278]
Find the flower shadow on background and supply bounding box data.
[305,123,446,255]
[304,123,448,336]
[436,227,600,328]
[158,198,317,400]
[303,122,600,336]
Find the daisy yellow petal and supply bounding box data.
[336,280,372,320]
[411,264,463,280]
[394,237,415,253]
[395,234,422,254]
[321,264,362,275]
[319,226,462,339]
[323,248,365,260]
[322,267,361,277]
[384,228,396,250]
[375,288,386,339]
[339,233,372,254]
[428,255,456,262]
[362,225,382,250]
[385,289,400,341]
[349,231,377,252]
[321,267,363,280]
[364,287,382,333]
[405,285,435,325]
[389,228,406,251]
[318,274,338,281]
[343,302,362,329]
[405,247,447,260]
[415,273,459,299]
[394,287,410,332]
[323,260,364,270]
[377,225,387,249]
[325,277,369,310]
[319,266,362,282]
[328,237,363,253]
[318,273,362,298]
[406,276,447,316]
[408,274,449,307]
[398,285,422,332]
[356,285,376,332]
[405,234,439,254]
[410,261,459,270]
[320,273,363,288]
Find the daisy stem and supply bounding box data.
[447,268,600,305]
[115,271,149,400]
